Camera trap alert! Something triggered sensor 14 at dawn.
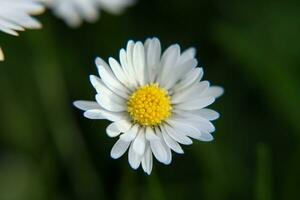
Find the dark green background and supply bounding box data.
[1,0,300,199]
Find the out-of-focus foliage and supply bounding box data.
[0,0,299,200]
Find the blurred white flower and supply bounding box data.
[74,38,224,175]
[46,0,136,27]
[0,0,45,61]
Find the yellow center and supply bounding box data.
[127,84,172,126]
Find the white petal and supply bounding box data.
[0,47,4,61]
[0,26,19,36]
[51,3,82,27]
[95,57,130,98]
[179,47,196,63]
[165,58,198,90]
[176,97,215,110]
[95,56,110,69]
[106,120,132,138]
[110,139,130,159]
[145,127,160,141]
[83,109,105,119]
[132,130,146,155]
[71,0,99,22]
[150,138,168,163]
[125,40,139,88]
[106,122,120,137]
[172,114,216,133]
[168,116,215,141]
[164,47,198,90]
[142,144,153,175]
[73,100,100,111]
[172,81,209,104]
[95,94,125,112]
[189,119,216,133]
[128,143,142,169]
[144,37,161,83]
[144,37,161,67]
[89,75,102,93]
[167,118,202,140]
[190,114,216,131]
[158,44,180,86]
[89,75,127,101]
[2,1,44,15]
[119,48,135,89]
[199,131,214,142]
[0,0,44,37]
[191,109,220,121]
[172,67,203,93]
[92,78,123,103]
[156,129,172,165]
[0,10,41,29]
[115,119,132,132]
[201,86,224,98]
[98,110,127,122]
[164,124,193,145]
[161,127,184,154]
[120,124,139,142]
[133,42,146,86]
[109,57,128,86]
[0,18,24,32]
[6,12,42,29]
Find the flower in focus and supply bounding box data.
[46,0,136,27]
[74,38,224,175]
[0,0,45,61]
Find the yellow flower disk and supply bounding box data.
[127,84,172,126]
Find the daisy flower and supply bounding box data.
[45,0,136,27]
[74,38,224,175]
[0,0,45,61]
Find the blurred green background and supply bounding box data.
[1,0,300,199]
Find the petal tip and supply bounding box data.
[73,101,81,108]
[0,48,4,61]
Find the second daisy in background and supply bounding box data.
[45,0,136,27]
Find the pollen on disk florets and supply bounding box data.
[127,84,172,126]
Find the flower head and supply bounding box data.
[46,0,136,27]
[74,38,224,175]
[0,0,45,61]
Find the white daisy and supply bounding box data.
[74,38,224,175]
[0,0,45,61]
[46,0,136,27]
